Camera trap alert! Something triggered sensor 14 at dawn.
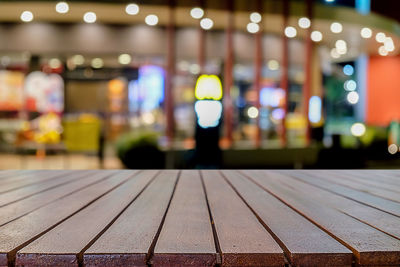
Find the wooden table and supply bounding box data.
[0,170,399,267]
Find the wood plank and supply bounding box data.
[331,170,400,193]
[244,170,400,266]
[16,170,158,267]
[0,170,71,194]
[306,170,400,203]
[0,170,117,226]
[340,170,400,188]
[0,170,44,185]
[0,170,94,207]
[271,170,400,242]
[153,170,216,267]
[0,170,24,179]
[83,170,179,267]
[0,170,137,267]
[282,170,400,217]
[201,170,284,267]
[221,170,352,267]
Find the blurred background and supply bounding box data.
[0,0,400,169]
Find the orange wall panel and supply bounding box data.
[367,56,400,126]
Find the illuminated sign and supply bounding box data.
[195,74,223,100]
[195,100,223,128]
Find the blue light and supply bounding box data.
[325,0,335,3]
[309,96,322,123]
[272,108,285,120]
[343,65,354,76]
[260,87,285,107]
[356,0,371,15]
[138,65,165,112]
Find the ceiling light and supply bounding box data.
[55,2,69,14]
[298,17,311,29]
[91,58,104,69]
[145,14,158,26]
[247,22,260,34]
[330,22,342,33]
[83,12,96,23]
[376,32,386,43]
[118,54,132,65]
[200,18,213,30]
[311,31,323,42]
[190,7,204,19]
[250,12,262,23]
[20,11,34,22]
[125,3,139,15]
[284,26,297,38]
[360,27,372,38]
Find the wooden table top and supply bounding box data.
[0,170,399,267]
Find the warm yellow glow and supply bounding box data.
[195,74,223,100]
[108,79,125,95]
[267,60,279,70]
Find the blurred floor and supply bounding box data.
[0,154,122,169]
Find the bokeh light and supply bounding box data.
[118,54,132,65]
[284,26,297,38]
[360,27,372,38]
[343,65,354,76]
[330,22,343,33]
[145,15,158,26]
[55,2,69,14]
[20,11,34,22]
[247,107,259,119]
[83,12,96,23]
[91,58,103,69]
[351,123,366,137]
[250,12,262,23]
[311,31,323,42]
[247,22,260,34]
[298,17,311,29]
[347,91,359,104]
[200,18,213,30]
[125,3,139,15]
[388,144,398,155]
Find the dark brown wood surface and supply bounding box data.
[152,170,216,267]
[201,170,284,267]
[0,170,399,267]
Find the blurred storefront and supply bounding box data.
[0,0,400,168]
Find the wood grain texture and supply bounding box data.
[0,170,399,267]
[83,170,179,267]
[153,170,216,267]
[305,170,400,203]
[0,170,94,207]
[284,170,400,217]
[222,170,352,267]
[245,170,400,266]
[0,171,135,267]
[0,170,64,193]
[0,171,116,226]
[16,170,154,267]
[274,170,400,240]
[201,170,284,267]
